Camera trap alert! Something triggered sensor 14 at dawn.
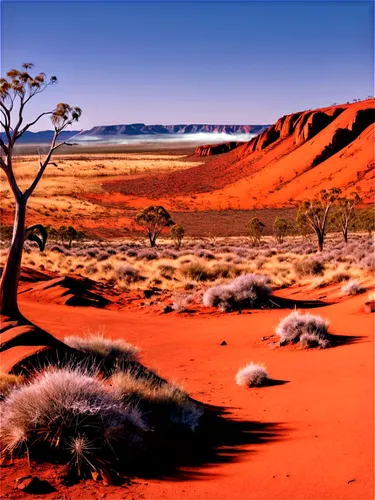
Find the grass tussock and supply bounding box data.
[276,311,330,349]
[341,279,365,296]
[0,336,204,479]
[64,334,140,362]
[111,371,203,431]
[235,363,268,387]
[1,234,372,296]
[0,368,145,471]
[203,274,271,312]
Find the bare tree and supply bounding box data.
[297,188,341,251]
[0,63,81,318]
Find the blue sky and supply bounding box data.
[1,1,373,129]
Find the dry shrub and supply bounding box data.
[341,279,365,296]
[172,293,194,311]
[0,368,145,474]
[293,258,324,276]
[114,264,140,283]
[64,334,140,362]
[180,262,209,281]
[235,363,268,387]
[276,311,330,348]
[202,274,271,312]
[111,370,203,431]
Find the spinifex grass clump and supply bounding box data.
[235,363,269,387]
[276,311,330,349]
[0,367,204,477]
[64,334,140,362]
[0,369,146,475]
[202,274,271,311]
[111,370,203,431]
[341,279,365,296]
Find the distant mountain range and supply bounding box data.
[3,124,268,143]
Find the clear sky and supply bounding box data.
[1,0,373,130]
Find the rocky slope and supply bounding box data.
[108,99,374,207]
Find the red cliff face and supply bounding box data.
[107,99,375,206]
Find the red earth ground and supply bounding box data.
[0,279,373,500]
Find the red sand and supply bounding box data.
[1,292,373,499]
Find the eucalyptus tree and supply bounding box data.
[297,188,341,252]
[0,63,81,317]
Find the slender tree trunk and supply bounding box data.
[343,228,348,243]
[316,230,324,252]
[0,198,26,317]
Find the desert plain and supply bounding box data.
[0,98,374,500]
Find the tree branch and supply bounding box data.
[16,111,53,140]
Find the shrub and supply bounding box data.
[235,363,268,387]
[276,311,330,348]
[172,293,193,311]
[126,249,138,258]
[273,216,289,244]
[194,249,215,260]
[247,217,265,246]
[293,258,324,276]
[158,264,176,279]
[114,265,140,283]
[86,264,99,276]
[111,370,202,431]
[137,248,159,261]
[170,224,185,249]
[180,262,209,281]
[64,334,140,361]
[0,369,145,473]
[97,251,110,261]
[299,332,330,349]
[202,274,271,311]
[341,279,365,296]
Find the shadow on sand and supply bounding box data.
[270,296,330,309]
[128,406,287,481]
[327,332,364,347]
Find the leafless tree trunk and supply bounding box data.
[0,197,26,317]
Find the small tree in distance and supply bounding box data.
[333,191,362,243]
[0,63,82,317]
[171,224,185,249]
[135,205,174,247]
[247,217,265,246]
[273,216,289,244]
[297,188,341,252]
[358,205,375,237]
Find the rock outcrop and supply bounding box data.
[195,141,243,156]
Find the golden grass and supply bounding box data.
[0,152,200,226]
[2,235,371,295]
